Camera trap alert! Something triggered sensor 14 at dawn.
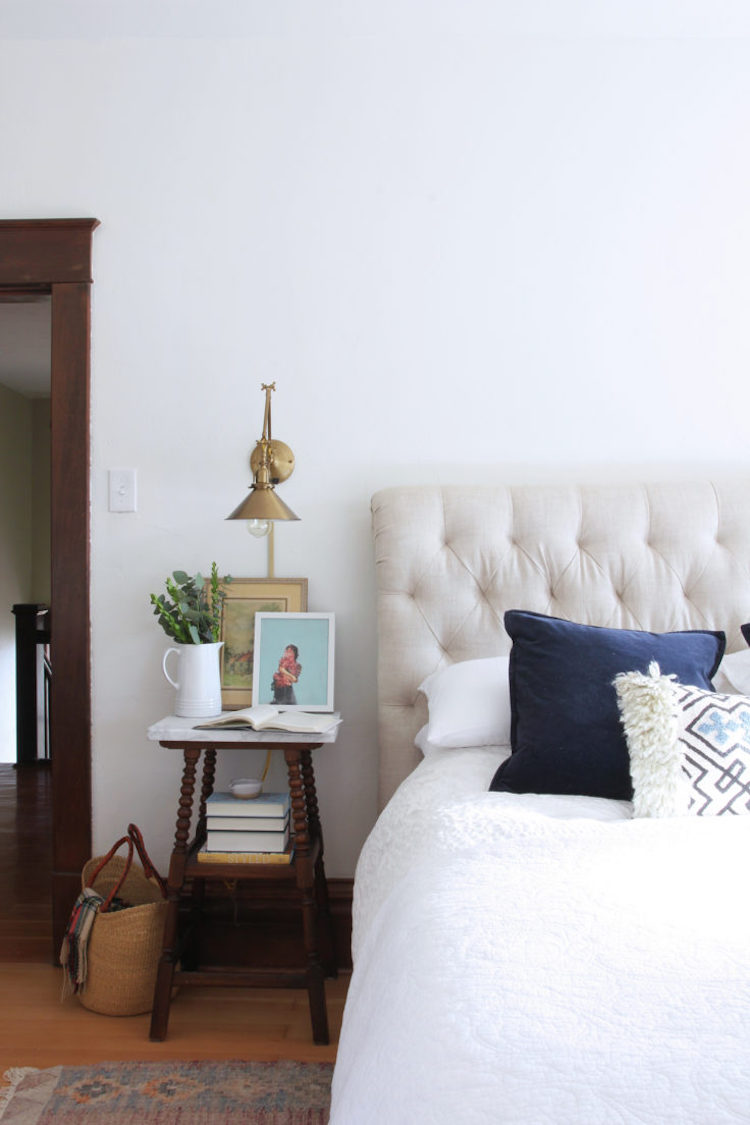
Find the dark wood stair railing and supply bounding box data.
[11,603,51,767]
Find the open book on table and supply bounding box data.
[193,704,341,734]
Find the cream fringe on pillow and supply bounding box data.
[614,661,687,818]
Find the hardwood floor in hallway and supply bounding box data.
[0,763,53,963]
[0,764,347,1078]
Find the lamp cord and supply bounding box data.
[261,747,272,782]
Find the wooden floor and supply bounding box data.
[0,762,54,963]
[0,764,348,1078]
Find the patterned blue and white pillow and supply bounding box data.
[615,663,750,817]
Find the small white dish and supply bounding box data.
[230,778,263,800]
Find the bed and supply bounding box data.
[329,481,750,1124]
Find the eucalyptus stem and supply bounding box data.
[150,564,231,644]
[209,561,226,642]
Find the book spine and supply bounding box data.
[206,806,289,818]
[205,795,291,818]
[197,849,294,865]
[207,815,289,831]
[205,830,290,851]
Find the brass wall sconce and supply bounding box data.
[227,382,298,575]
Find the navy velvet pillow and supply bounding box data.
[489,611,725,800]
[742,623,750,646]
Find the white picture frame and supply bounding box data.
[252,612,335,712]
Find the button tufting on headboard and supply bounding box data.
[371,480,750,809]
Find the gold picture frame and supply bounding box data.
[216,578,308,709]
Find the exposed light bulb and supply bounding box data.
[246,519,271,538]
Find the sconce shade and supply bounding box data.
[227,486,299,522]
[227,382,299,525]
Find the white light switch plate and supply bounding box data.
[108,468,137,512]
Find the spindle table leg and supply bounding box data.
[149,744,202,1041]
[285,746,329,1045]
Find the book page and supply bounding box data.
[194,704,278,729]
[194,706,340,732]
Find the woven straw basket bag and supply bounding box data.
[79,824,168,1016]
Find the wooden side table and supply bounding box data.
[146,716,339,1044]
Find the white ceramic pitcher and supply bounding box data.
[162,640,223,717]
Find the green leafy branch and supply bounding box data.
[150,563,232,644]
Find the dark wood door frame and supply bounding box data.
[0,218,99,955]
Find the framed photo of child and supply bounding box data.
[252,612,335,712]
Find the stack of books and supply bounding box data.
[197,791,293,864]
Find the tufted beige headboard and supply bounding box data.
[371,480,750,809]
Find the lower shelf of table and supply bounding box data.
[183,836,321,880]
[172,965,311,989]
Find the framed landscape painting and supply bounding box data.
[217,578,308,709]
[252,612,335,712]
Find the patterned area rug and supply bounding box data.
[0,1059,333,1124]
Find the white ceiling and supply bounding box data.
[0,295,51,398]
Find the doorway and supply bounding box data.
[0,218,99,956]
[0,292,51,765]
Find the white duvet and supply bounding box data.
[329,748,750,1124]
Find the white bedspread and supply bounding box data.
[330,749,750,1124]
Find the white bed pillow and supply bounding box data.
[615,662,750,817]
[417,657,511,751]
[713,647,750,695]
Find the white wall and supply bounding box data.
[2,2,750,870]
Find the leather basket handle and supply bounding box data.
[127,823,168,897]
[84,825,167,912]
[85,835,135,912]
